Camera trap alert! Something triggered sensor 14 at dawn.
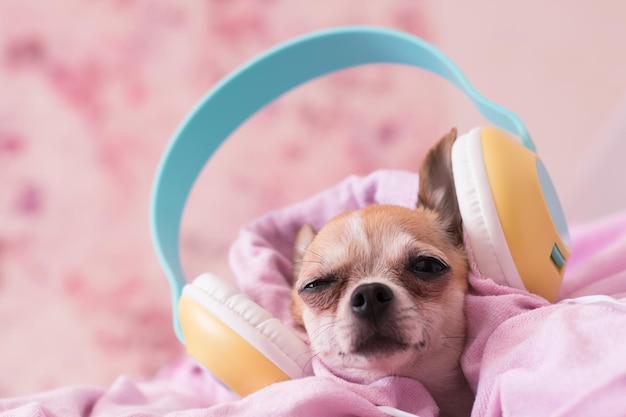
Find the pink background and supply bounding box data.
[1,0,625,397]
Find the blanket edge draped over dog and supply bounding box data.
[4,169,626,417]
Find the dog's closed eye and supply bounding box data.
[300,274,339,292]
[406,256,448,279]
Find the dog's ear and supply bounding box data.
[417,128,463,246]
[292,224,316,283]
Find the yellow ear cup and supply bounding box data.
[179,294,291,396]
[453,127,570,301]
[481,127,569,300]
[178,274,313,397]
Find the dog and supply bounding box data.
[290,129,474,417]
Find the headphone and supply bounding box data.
[150,26,571,397]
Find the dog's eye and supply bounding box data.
[301,275,337,292]
[408,256,448,278]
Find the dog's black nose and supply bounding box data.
[351,283,394,320]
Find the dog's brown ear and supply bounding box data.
[417,128,463,246]
[292,224,316,282]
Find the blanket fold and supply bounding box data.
[3,170,626,417]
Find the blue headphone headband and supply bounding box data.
[150,26,534,342]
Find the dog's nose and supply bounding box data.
[351,283,394,320]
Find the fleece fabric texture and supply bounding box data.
[3,170,626,416]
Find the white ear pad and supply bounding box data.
[182,273,313,379]
[451,128,525,290]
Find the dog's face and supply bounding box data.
[291,129,468,385]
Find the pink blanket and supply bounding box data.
[4,170,626,416]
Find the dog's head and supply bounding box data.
[290,129,468,385]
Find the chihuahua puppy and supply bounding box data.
[291,129,473,417]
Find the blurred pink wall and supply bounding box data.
[1,0,625,396]
[428,1,626,222]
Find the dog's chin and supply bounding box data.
[305,313,429,381]
[329,349,421,383]
[352,335,410,356]
[349,318,424,357]
[318,334,428,382]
